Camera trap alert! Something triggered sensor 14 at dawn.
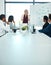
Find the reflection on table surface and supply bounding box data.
[0,26,51,65]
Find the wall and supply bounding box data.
[0,0,5,15]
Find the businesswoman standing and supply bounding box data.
[21,9,30,24]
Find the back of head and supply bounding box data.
[43,16,48,22]
[8,15,14,22]
[48,14,51,23]
[0,15,1,20]
[49,14,51,20]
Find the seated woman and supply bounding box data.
[42,16,49,29]
[0,14,9,33]
[8,15,15,29]
[0,14,9,26]
[8,15,17,32]
[21,9,30,24]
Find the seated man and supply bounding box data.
[39,14,51,37]
[42,16,49,29]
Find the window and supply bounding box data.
[5,0,33,27]
[6,3,32,26]
[35,0,51,2]
[6,0,33,2]
[6,0,50,27]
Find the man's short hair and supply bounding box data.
[43,16,48,21]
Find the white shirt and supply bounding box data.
[9,22,14,29]
[0,20,9,35]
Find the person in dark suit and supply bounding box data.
[39,14,51,37]
[43,16,49,29]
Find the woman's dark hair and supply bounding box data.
[43,16,48,22]
[8,15,14,22]
[0,14,5,20]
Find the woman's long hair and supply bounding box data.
[8,15,14,22]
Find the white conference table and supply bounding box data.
[0,29,51,65]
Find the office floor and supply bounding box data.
[0,31,51,65]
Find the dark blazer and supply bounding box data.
[43,22,49,29]
[39,24,51,37]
